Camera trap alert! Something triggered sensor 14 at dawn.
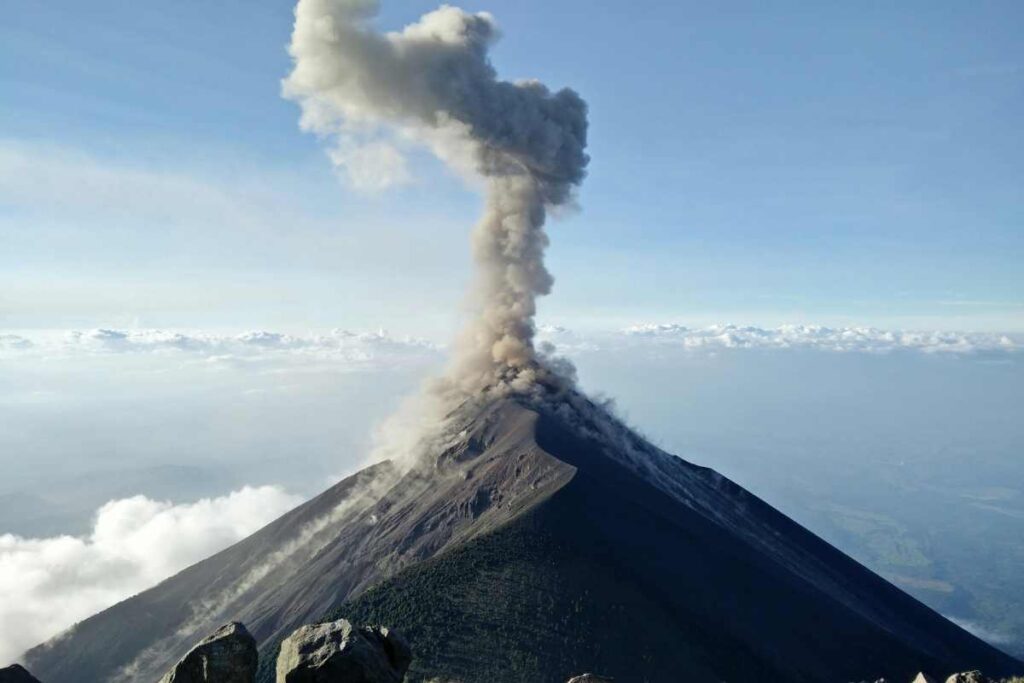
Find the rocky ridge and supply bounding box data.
[7,617,1024,683]
[159,622,257,683]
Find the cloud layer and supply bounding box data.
[539,323,1019,356]
[0,486,301,663]
[1,328,440,370]
[3,324,1016,365]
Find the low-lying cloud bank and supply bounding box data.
[1,324,1018,364]
[0,486,301,663]
[540,323,1019,356]
[0,328,440,371]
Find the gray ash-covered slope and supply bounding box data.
[24,398,573,682]
[27,393,1021,682]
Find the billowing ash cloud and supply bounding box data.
[283,0,588,395]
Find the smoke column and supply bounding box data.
[283,0,588,396]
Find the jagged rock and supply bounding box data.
[566,675,614,683]
[945,673,988,683]
[912,674,939,683]
[0,665,42,683]
[159,622,257,683]
[276,619,411,683]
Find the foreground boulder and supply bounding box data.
[945,673,988,683]
[567,675,615,682]
[0,665,42,683]
[276,619,411,683]
[159,622,258,683]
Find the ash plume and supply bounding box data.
[106,10,592,661]
[283,0,589,397]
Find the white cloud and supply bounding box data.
[1,328,441,372]
[534,325,600,353]
[0,335,33,350]
[3,325,1017,369]
[615,323,1019,355]
[2,324,1018,379]
[0,486,302,664]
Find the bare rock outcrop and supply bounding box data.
[159,622,258,683]
[945,673,989,683]
[276,619,411,683]
[566,675,614,683]
[912,673,939,683]
[0,665,43,683]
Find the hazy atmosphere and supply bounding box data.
[2,1,1022,680]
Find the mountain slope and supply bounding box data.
[26,394,1022,682]
[25,399,575,682]
[319,402,1022,682]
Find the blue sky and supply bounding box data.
[2,0,1022,334]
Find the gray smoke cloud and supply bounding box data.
[283,0,588,396]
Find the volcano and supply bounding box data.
[25,390,1021,682]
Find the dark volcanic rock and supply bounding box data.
[0,665,42,683]
[159,622,257,683]
[276,619,410,683]
[944,673,989,683]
